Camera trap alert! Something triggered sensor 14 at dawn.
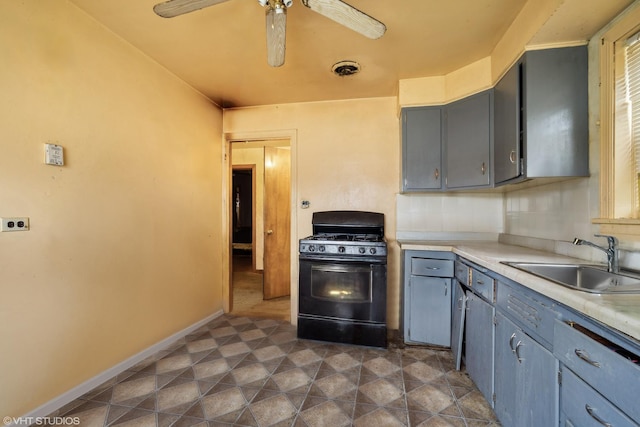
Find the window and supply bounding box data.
[595,3,640,237]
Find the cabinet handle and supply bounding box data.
[423,266,440,271]
[476,279,484,286]
[585,404,612,427]
[434,168,440,180]
[444,283,448,296]
[575,349,601,368]
[481,162,486,175]
[509,150,517,164]
[509,333,517,352]
[515,340,524,363]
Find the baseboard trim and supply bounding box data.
[18,310,224,422]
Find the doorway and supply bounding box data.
[229,140,291,321]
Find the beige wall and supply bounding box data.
[0,0,224,417]
[223,98,401,328]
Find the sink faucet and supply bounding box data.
[573,234,619,273]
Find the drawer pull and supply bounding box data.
[424,267,440,271]
[515,341,524,363]
[575,349,601,368]
[585,404,612,427]
[476,280,484,285]
[509,333,517,353]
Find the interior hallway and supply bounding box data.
[230,252,290,321]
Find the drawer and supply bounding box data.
[554,319,640,422]
[411,257,453,277]
[560,367,637,426]
[454,260,469,285]
[469,268,494,301]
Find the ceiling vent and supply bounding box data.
[332,61,361,76]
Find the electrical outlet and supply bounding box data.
[1,217,30,232]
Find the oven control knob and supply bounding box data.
[338,246,346,253]
[319,245,325,252]
[309,245,315,252]
[369,247,377,255]
[359,247,366,254]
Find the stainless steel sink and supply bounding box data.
[503,262,640,294]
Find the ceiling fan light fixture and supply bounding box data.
[265,4,287,67]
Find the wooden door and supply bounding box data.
[263,146,291,299]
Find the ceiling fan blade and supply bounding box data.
[153,0,232,18]
[265,7,287,67]
[302,0,386,39]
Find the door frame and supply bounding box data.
[223,130,298,323]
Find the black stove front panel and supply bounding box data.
[299,239,387,258]
[298,210,387,348]
[297,256,387,348]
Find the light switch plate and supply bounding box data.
[1,217,30,232]
[45,143,64,166]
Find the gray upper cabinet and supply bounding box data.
[445,90,493,189]
[401,107,443,191]
[494,46,589,186]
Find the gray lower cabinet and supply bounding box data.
[494,312,559,427]
[560,368,637,426]
[465,291,494,404]
[447,255,640,427]
[445,89,493,189]
[554,319,640,425]
[401,107,443,191]
[403,251,453,346]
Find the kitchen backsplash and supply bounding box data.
[396,192,504,234]
[397,178,640,271]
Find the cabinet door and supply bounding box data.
[516,330,558,426]
[402,107,442,191]
[451,281,466,371]
[495,312,559,427]
[494,61,521,184]
[445,90,492,189]
[465,292,494,405]
[494,312,519,427]
[407,276,451,346]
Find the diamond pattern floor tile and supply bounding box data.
[50,314,500,426]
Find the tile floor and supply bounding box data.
[49,314,499,426]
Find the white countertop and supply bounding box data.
[399,240,640,343]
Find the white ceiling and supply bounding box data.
[68,0,634,108]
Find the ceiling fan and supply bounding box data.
[152,0,386,67]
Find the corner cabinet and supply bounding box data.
[401,90,493,192]
[401,107,443,191]
[445,90,493,189]
[402,251,453,346]
[494,46,589,185]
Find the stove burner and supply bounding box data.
[307,233,383,242]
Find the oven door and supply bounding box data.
[298,257,386,323]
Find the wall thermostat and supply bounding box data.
[45,143,64,166]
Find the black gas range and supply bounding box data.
[297,210,387,347]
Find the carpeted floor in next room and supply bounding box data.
[47,314,500,426]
